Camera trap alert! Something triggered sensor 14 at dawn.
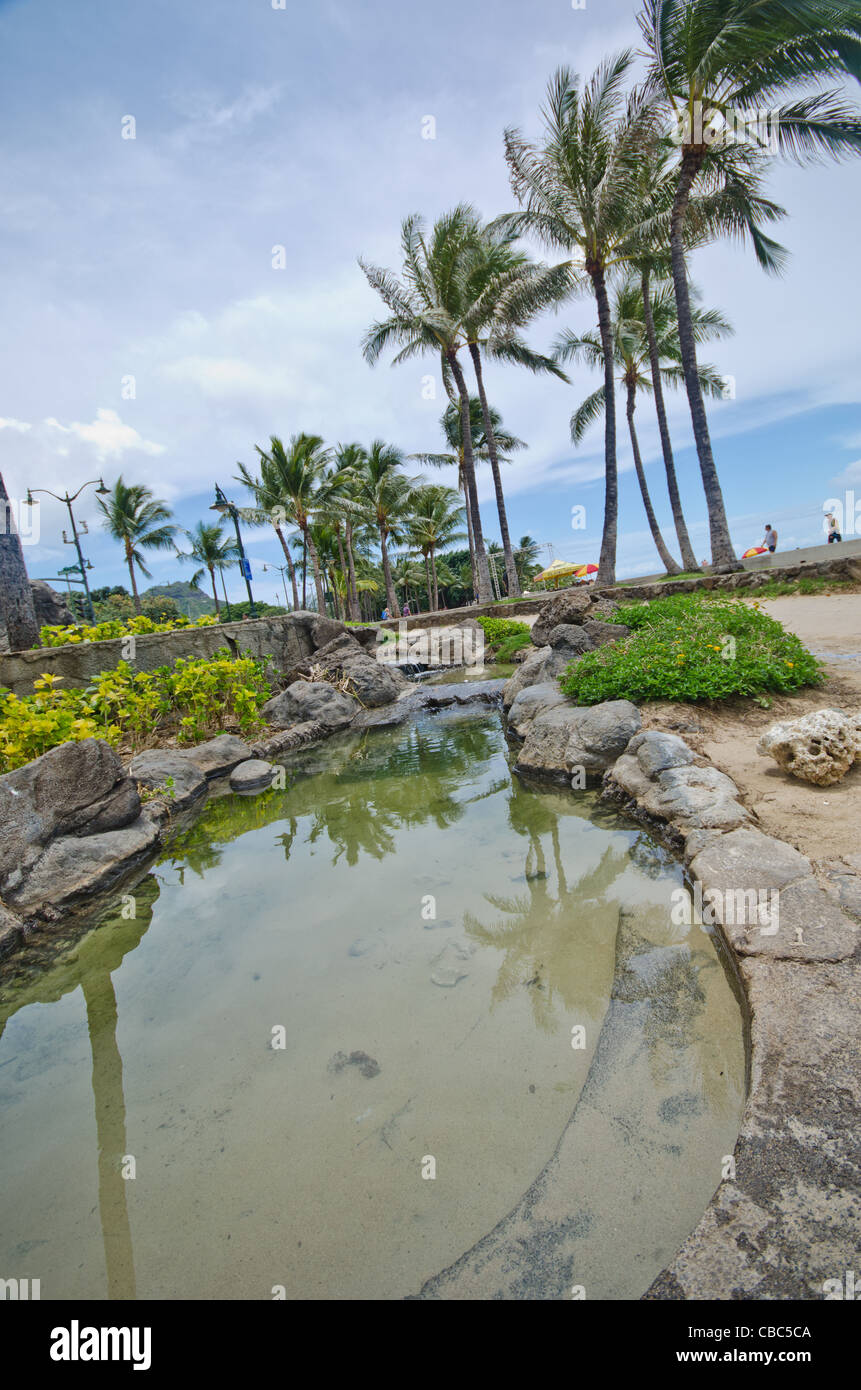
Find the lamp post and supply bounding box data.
[262,561,290,610]
[210,484,257,618]
[25,478,109,623]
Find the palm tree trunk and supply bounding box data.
[461,460,476,588]
[424,554,433,610]
[344,520,360,621]
[626,380,681,575]
[305,531,327,614]
[590,266,619,586]
[301,534,307,608]
[220,569,232,620]
[448,350,493,604]
[378,525,400,617]
[125,541,142,615]
[0,471,39,650]
[274,523,299,608]
[208,565,221,616]
[640,269,700,573]
[468,342,521,597]
[431,547,440,611]
[670,153,739,571]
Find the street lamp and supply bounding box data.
[25,477,109,623]
[210,484,257,618]
[262,561,290,610]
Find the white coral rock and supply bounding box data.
[757,707,859,786]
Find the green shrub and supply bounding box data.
[560,595,824,705]
[40,612,217,648]
[476,616,532,661]
[0,650,272,772]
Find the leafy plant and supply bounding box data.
[39,613,217,647]
[476,616,532,661]
[559,595,824,704]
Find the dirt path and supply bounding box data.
[641,593,861,863]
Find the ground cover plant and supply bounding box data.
[560,593,824,705]
[0,650,272,771]
[476,616,532,661]
[39,613,217,647]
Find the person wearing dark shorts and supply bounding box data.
[826,512,842,543]
[762,524,777,553]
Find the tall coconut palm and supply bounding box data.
[97,477,176,614]
[499,56,661,585]
[359,207,496,602]
[353,441,417,618]
[234,457,300,609]
[411,397,526,596]
[639,0,861,569]
[241,434,330,612]
[323,444,368,622]
[456,212,571,597]
[559,276,731,573]
[514,535,542,587]
[407,484,466,611]
[176,521,239,617]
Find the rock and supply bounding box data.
[181,734,253,780]
[503,646,552,708]
[0,901,24,959]
[0,738,141,893]
[417,680,505,710]
[6,814,161,913]
[588,597,620,620]
[129,749,207,813]
[757,708,858,786]
[540,635,594,682]
[253,720,328,757]
[546,623,595,652]
[328,1050,381,1079]
[531,591,592,646]
[230,759,276,793]
[30,579,75,628]
[310,614,349,649]
[627,730,696,777]
[507,683,570,739]
[309,633,410,707]
[263,680,358,730]
[515,699,640,780]
[688,828,858,962]
[582,618,629,647]
[608,753,748,836]
[563,700,641,776]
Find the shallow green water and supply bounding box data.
[0,710,745,1300]
[422,661,515,684]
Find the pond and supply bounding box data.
[0,708,745,1300]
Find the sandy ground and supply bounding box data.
[640,593,861,863]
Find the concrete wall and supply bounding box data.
[0,613,317,697]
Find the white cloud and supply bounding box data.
[0,416,31,432]
[43,408,165,461]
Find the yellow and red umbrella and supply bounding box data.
[574,563,598,582]
[741,546,768,559]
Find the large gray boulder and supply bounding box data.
[310,632,410,707]
[503,646,551,708]
[0,901,24,959]
[606,731,748,841]
[181,734,253,779]
[531,591,592,646]
[6,814,160,914]
[128,748,208,813]
[263,680,358,730]
[230,759,276,793]
[515,699,640,780]
[0,738,140,893]
[582,618,629,647]
[506,683,570,739]
[30,579,75,629]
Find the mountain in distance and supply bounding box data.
[142,581,216,618]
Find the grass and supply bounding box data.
[476,616,532,661]
[559,592,825,706]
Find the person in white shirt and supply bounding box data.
[762,525,777,553]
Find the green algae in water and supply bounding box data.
[0,710,745,1300]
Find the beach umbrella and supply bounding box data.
[573,563,598,583]
[741,546,768,559]
[533,558,581,588]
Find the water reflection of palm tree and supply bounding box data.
[0,878,159,1298]
[466,780,631,1031]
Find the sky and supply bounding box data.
[1,0,860,606]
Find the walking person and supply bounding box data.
[762,524,778,553]
[826,511,842,543]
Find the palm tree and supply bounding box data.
[411,397,526,595]
[96,477,176,614]
[558,275,731,574]
[360,207,496,603]
[322,444,367,622]
[639,0,861,569]
[176,521,239,617]
[234,457,300,608]
[514,535,542,587]
[498,56,660,585]
[457,212,571,597]
[353,440,417,618]
[407,484,466,611]
[241,434,329,612]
